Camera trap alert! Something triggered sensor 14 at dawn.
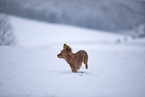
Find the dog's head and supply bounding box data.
[57,44,72,58]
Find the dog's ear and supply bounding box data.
[66,47,71,52]
[66,46,72,55]
[63,44,67,49]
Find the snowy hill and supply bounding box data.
[0,0,145,32]
[0,16,145,97]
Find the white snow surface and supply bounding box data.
[0,16,145,97]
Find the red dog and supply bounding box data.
[57,44,88,73]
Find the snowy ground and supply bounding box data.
[0,16,145,97]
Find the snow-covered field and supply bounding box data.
[0,16,145,97]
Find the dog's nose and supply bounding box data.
[57,54,59,57]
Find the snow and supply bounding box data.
[10,16,123,47]
[0,16,145,97]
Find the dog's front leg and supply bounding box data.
[71,66,77,73]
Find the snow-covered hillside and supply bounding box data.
[0,0,145,32]
[0,16,145,97]
[9,16,145,47]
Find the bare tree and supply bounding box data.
[0,14,16,45]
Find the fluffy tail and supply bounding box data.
[84,53,88,69]
[85,63,88,69]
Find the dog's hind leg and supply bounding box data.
[77,62,82,70]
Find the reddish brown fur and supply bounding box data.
[57,44,88,73]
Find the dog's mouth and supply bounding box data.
[57,54,62,58]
